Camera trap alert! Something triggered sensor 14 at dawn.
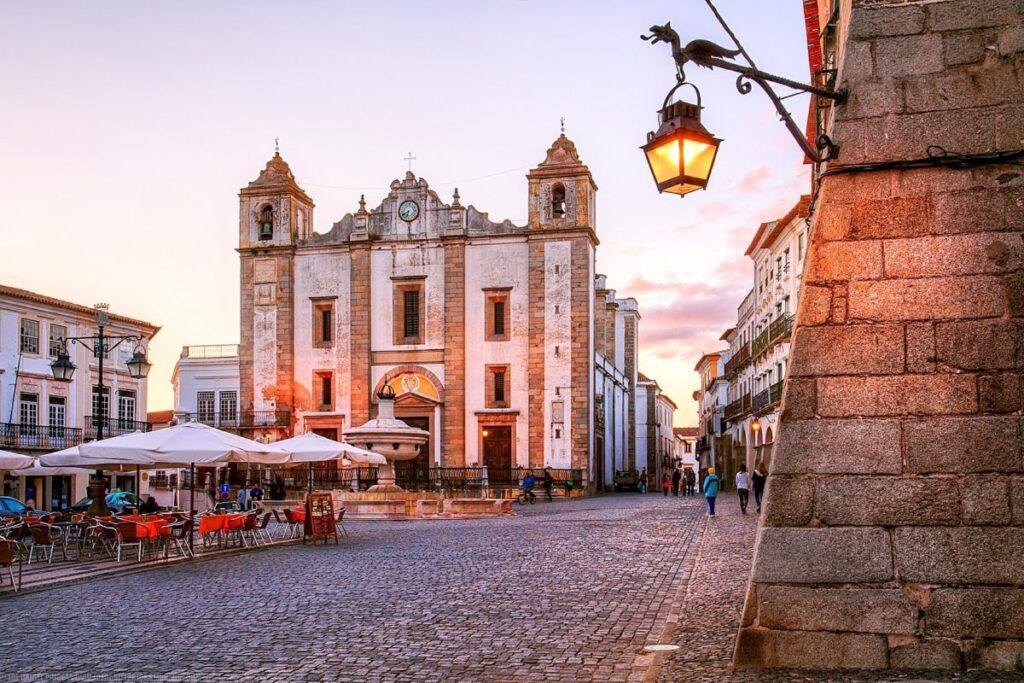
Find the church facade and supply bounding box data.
[234,135,665,488]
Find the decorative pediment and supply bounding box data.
[538,134,582,167]
[249,152,298,188]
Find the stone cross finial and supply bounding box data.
[404,152,416,172]
[560,117,565,134]
[274,137,279,154]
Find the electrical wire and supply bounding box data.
[301,165,531,193]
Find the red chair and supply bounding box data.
[114,521,147,562]
[0,539,18,592]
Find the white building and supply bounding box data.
[635,373,677,489]
[0,285,159,510]
[693,350,729,485]
[171,344,241,429]
[673,427,698,476]
[723,196,810,473]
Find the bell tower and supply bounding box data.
[237,149,314,437]
[526,133,598,231]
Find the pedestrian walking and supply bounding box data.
[703,467,720,517]
[752,462,768,513]
[237,485,250,512]
[661,471,671,497]
[671,468,681,496]
[735,464,751,515]
[542,466,555,502]
[686,468,696,496]
[638,468,647,493]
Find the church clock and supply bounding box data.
[399,200,420,222]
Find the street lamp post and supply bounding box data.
[49,303,152,516]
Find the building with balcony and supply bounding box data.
[693,350,729,487]
[0,285,159,510]
[721,196,810,473]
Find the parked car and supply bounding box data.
[0,496,44,518]
[70,491,143,514]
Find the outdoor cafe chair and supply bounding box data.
[225,513,250,548]
[113,521,147,562]
[28,523,67,564]
[0,539,18,592]
[240,513,261,547]
[254,512,273,546]
[161,519,194,559]
[283,508,303,539]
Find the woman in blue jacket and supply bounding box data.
[703,467,721,517]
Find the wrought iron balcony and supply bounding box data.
[725,393,751,422]
[84,418,152,440]
[724,343,751,375]
[185,410,291,431]
[751,379,786,414]
[0,423,84,451]
[751,314,795,359]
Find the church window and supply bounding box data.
[315,371,334,411]
[484,289,511,342]
[551,183,566,218]
[404,291,419,338]
[258,205,274,240]
[486,365,510,409]
[311,299,336,348]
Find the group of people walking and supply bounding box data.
[660,467,697,496]
[701,462,768,518]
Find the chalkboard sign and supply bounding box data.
[304,492,339,545]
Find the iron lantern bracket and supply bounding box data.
[643,22,848,164]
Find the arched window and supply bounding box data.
[551,183,566,218]
[259,205,274,240]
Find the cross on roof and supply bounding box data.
[404,152,417,172]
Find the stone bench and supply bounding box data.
[444,498,513,517]
[344,499,406,520]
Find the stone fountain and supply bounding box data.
[344,385,429,492]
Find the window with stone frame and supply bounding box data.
[484,289,511,342]
[20,318,39,355]
[485,365,510,409]
[48,323,67,358]
[313,371,334,411]
[311,298,336,348]
[392,279,425,345]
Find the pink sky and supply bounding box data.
[0,1,811,425]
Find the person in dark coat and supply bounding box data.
[671,468,682,496]
[752,462,768,513]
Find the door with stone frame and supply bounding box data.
[481,426,514,484]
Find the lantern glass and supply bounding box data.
[50,352,77,382]
[642,101,722,196]
[126,350,152,379]
[683,137,717,182]
[645,137,682,186]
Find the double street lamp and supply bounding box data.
[49,303,152,516]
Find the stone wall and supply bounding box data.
[736,0,1024,671]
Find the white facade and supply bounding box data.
[171,345,241,427]
[673,429,698,475]
[693,351,729,478]
[723,196,810,474]
[0,285,158,510]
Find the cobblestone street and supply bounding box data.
[0,495,705,683]
[4,493,1022,683]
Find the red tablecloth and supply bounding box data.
[198,513,247,535]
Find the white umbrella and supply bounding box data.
[40,445,147,472]
[0,450,34,470]
[73,421,290,467]
[275,432,386,465]
[9,459,93,477]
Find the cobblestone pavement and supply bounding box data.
[655,495,1021,683]
[0,494,707,683]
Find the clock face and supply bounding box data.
[399,200,419,222]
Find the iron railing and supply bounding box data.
[725,393,751,422]
[752,379,786,414]
[0,423,84,451]
[84,418,152,440]
[751,314,795,359]
[186,411,290,430]
[724,343,751,375]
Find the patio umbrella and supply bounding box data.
[274,432,386,493]
[8,459,93,477]
[0,450,34,470]
[275,432,386,465]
